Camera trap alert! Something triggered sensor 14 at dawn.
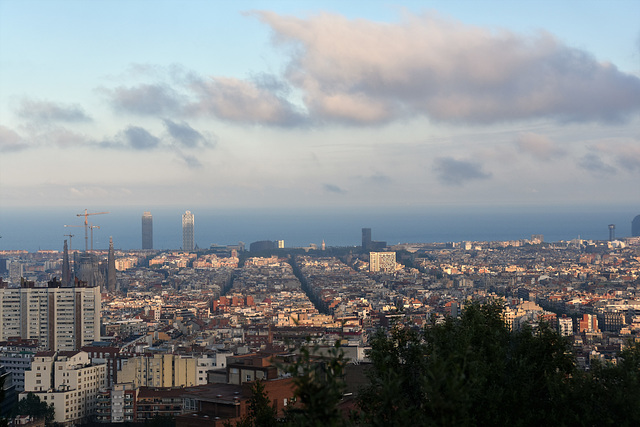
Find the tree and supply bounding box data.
[231,380,278,427]
[13,393,55,424]
[359,300,578,426]
[283,340,350,427]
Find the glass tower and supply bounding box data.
[182,210,195,251]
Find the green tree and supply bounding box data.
[232,380,278,427]
[283,341,350,427]
[12,392,55,424]
[359,301,578,426]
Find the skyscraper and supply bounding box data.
[362,228,372,250]
[142,211,153,249]
[182,210,194,251]
[107,236,116,292]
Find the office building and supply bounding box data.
[22,351,107,424]
[182,210,195,251]
[362,227,387,251]
[362,228,372,250]
[0,279,101,351]
[633,215,640,237]
[369,252,397,273]
[141,211,153,249]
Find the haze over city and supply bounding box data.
[1,0,639,214]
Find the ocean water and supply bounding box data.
[0,205,638,252]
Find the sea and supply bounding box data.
[0,205,638,252]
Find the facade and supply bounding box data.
[142,212,153,250]
[0,279,101,351]
[182,211,195,251]
[96,383,137,423]
[196,353,230,385]
[579,314,599,333]
[558,316,573,337]
[22,351,107,425]
[118,353,198,388]
[369,252,397,273]
[136,387,185,423]
[0,348,35,392]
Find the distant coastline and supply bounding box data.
[1,205,638,252]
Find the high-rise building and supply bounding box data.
[142,211,153,249]
[369,251,397,273]
[107,237,116,292]
[0,279,101,351]
[633,215,640,237]
[362,228,372,250]
[182,210,195,251]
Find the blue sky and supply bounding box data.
[1,0,639,210]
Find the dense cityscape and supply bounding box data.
[2,0,640,425]
[1,211,640,425]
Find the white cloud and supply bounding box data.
[249,11,640,125]
[514,132,566,161]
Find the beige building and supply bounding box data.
[369,252,397,273]
[118,353,197,388]
[22,351,107,425]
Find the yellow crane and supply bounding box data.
[76,209,109,251]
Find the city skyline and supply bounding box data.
[0,1,638,211]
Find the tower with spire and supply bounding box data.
[107,236,116,292]
[62,239,71,287]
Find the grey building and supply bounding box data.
[142,211,153,249]
[182,210,195,251]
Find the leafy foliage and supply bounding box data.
[12,392,55,424]
[283,340,350,427]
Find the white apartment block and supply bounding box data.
[559,316,574,336]
[369,252,397,273]
[196,352,230,385]
[0,283,100,351]
[22,351,107,425]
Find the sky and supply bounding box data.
[1,0,639,212]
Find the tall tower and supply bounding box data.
[62,240,71,287]
[182,210,195,251]
[362,228,372,251]
[608,224,615,241]
[142,211,153,249]
[107,237,116,292]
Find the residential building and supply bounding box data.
[21,351,107,425]
[369,252,396,273]
[0,279,100,351]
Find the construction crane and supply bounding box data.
[76,209,109,251]
[64,234,75,252]
[89,225,100,251]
